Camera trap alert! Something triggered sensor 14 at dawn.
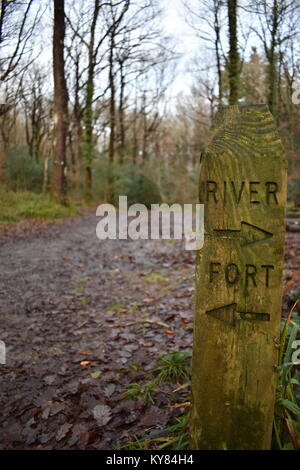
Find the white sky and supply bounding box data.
[161,0,201,101]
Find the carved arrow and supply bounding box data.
[212,221,273,247]
[205,303,270,327]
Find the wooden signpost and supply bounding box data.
[191,105,287,450]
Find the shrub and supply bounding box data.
[288,179,300,204]
[92,159,161,207]
[4,146,43,192]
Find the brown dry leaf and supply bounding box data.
[139,406,168,428]
[80,361,90,366]
[92,404,112,426]
[104,384,116,398]
[67,423,88,447]
[286,418,300,450]
[56,423,72,442]
[172,383,190,393]
[167,402,191,409]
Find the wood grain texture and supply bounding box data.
[191,104,287,450]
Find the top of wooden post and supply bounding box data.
[205,104,286,161]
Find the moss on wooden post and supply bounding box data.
[191,104,287,450]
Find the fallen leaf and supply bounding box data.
[92,404,112,426]
[167,402,191,408]
[56,423,72,442]
[68,423,88,447]
[104,384,116,398]
[139,406,168,428]
[91,371,102,379]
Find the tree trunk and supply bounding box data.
[108,29,116,163]
[119,60,125,164]
[52,0,68,204]
[83,80,94,202]
[227,0,239,105]
[267,0,279,118]
[214,1,223,103]
[132,95,138,164]
[75,118,83,191]
[141,92,147,160]
[73,52,83,191]
[42,154,49,193]
[82,0,100,202]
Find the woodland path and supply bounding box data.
[0,213,299,449]
[0,212,196,449]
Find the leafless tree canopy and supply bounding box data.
[0,0,300,201]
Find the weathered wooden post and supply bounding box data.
[191,105,287,450]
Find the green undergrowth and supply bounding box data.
[125,381,158,404]
[153,351,192,383]
[144,272,170,283]
[121,318,300,450]
[121,350,192,450]
[0,190,79,223]
[273,302,300,450]
[122,413,190,450]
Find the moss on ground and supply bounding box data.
[0,190,79,223]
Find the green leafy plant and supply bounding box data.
[109,304,124,313]
[158,413,190,449]
[130,364,143,372]
[120,413,190,450]
[153,351,192,383]
[144,272,169,283]
[92,160,161,207]
[4,146,43,192]
[125,381,158,404]
[75,278,88,285]
[273,301,300,450]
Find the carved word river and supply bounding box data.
[203,180,279,205]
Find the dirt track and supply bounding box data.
[0,213,195,449]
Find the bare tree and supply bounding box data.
[227,0,239,104]
[112,0,166,164]
[183,0,226,103]
[20,66,50,162]
[52,0,68,203]
[0,0,40,179]
[66,38,85,189]
[66,0,130,200]
[0,0,40,82]
[245,0,300,117]
[82,0,101,200]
